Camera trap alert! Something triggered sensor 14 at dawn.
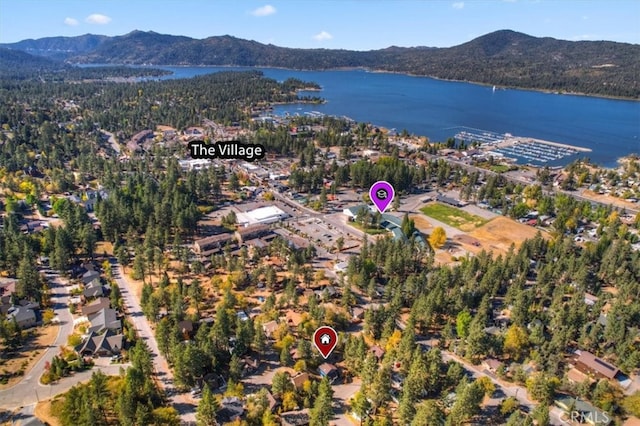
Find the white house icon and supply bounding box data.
[320,334,331,345]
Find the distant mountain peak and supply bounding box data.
[2,29,637,98]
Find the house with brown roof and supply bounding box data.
[193,233,234,257]
[318,363,339,383]
[283,310,303,328]
[281,408,310,426]
[482,358,504,373]
[575,350,620,380]
[262,320,278,339]
[566,367,593,385]
[81,297,111,316]
[291,372,310,390]
[178,320,194,339]
[235,224,271,244]
[370,345,385,362]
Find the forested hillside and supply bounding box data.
[4,29,636,98]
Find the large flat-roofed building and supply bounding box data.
[236,206,288,227]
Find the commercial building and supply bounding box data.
[236,205,288,227]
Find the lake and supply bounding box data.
[157,66,640,168]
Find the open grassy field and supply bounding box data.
[420,202,487,231]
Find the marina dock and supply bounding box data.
[454,128,592,165]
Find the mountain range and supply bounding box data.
[2,30,638,98]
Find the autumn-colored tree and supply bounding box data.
[504,325,529,361]
[429,226,446,249]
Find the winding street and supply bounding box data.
[0,273,124,424]
[0,274,73,411]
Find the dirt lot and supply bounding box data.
[0,324,59,389]
[582,190,640,211]
[467,216,544,255]
[95,241,114,257]
[410,214,433,230]
[35,399,62,426]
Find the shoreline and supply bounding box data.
[77,63,639,102]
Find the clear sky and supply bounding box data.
[1,0,639,49]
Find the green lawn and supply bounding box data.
[420,202,487,231]
[490,164,511,173]
[350,221,387,235]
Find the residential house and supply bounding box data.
[81,297,111,317]
[177,320,194,339]
[83,279,104,299]
[76,329,123,357]
[370,345,385,362]
[217,397,244,424]
[584,293,599,307]
[262,320,278,339]
[554,395,611,425]
[81,270,100,285]
[575,351,620,380]
[127,129,153,152]
[482,358,504,374]
[318,363,339,383]
[334,261,349,273]
[351,307,365,322]
[7,305,36,328]
[241,357,260,375]
[0,278,17,315]
[265,390,279,412]
[281,409,310,426]
[283,310,303,328]
[88,308,121,334]
[291,372,310,390]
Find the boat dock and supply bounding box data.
[454,127,591,165]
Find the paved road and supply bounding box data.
[0,273,129,424]
[418,340,569,425]
[415,150,639,215]
[110,260,197,424]
[0,274,73,411]
[100,130,121,155]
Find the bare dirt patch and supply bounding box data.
[96,241,114,257]
[410,214,433,231]
[0,324,59,389]
[583,190,640,211]
[467,216,544,255]
[35,399,62,426]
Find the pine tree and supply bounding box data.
[196,384,219,426]
[310,377,334,426]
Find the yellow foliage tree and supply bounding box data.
[282,391,298,411]
[385,329,402,352]
[429,227,447,249]
[503,324,528,361]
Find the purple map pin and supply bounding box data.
[369,181,394,213]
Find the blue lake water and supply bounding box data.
[156,66,640,167]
